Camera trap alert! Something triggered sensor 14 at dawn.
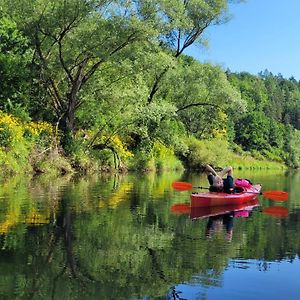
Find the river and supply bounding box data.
[0,169,299,299]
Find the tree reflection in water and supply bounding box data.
[0,171,299,299]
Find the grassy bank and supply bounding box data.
[181,137,286,171]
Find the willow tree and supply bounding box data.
[1,0,161,145]
[146,0,243,103]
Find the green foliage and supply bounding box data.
[227,152,285,170]
[127,141,183,172]
[162,59,246,139]
[182,137,231,169]
[226,70,300,167]
[227,71,269,111]
[1,1,300,171]
[130,101,177,146]
[0,111,74,175]
[235,112,273,151]
[0,123,12,147]
[181,136,285,170]
[158,0,231,52]
[152,141,184,171]
[33,149,73,175]
[283,126,300,168]
[128,150,156,171]
[0,16,32,112]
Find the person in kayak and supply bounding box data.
[205,165,235,193]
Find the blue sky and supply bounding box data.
[185,0,300,80]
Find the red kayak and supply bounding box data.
[191,184,262,207]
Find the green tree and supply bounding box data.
[234,111,271,152]
[263,73,284,122]
[161,58,246,139]
[283,125,300,167]
[227,71,269,112]
[0,16,32,117]
[2,0,160,146]
[147,0,239,103]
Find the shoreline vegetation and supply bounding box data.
[0,110,286,176]
[0,1,298,176]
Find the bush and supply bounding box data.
[128,150,155,172]
[152,141,184,171]
[0,110,66,175]
[127,141,183,172]
[34,149,73,175]
[183,137,231,169]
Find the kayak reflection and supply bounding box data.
[191,199,260,242]
[190,199,260,220]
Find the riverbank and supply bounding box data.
[0,111,287,176]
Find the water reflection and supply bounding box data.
[205,212,234,241]
[263,206,289,218]
[0,171,299,299]
[174,199,260,242]
[171,199,260,242]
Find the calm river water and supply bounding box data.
[0,169,299,299]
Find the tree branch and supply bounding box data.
[147,66,170,103]
[176,102,221,113]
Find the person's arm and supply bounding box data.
[205,165,217,176]
[219,166,233,177]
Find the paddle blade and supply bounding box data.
[263,206,289,218]
[170,203,191,214]
[262,190,289,201]
[172,181,193,191]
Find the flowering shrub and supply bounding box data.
[0,112,23,148]
[25,121,53,136]
[0,111,55,174]
[107,135,134,160]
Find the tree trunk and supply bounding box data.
[59,97,76,154]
